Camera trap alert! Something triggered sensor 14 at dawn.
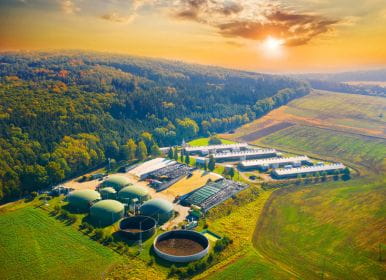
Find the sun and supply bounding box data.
[263,36,284,52]
[261,36,284,57]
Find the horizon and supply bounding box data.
[1,0,386,73]
[1,48,385,75]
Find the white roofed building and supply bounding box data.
[212,149,277,162]
[240,156,310,170]
[272,163,345,179]
[184,143,249,155]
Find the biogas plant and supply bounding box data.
[61,147,252,262]
[63,143,345,264]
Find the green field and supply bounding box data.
[200,177,386,280]
[253,177,386,280]
[285,90,386,130]
[188,137,235,146]
[255,125,386,174]
[0,206,120,280]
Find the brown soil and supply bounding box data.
[237,122,294,142]
[156,238,204,256]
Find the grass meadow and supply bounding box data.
[188,137,235,147]
[253,177,386,280]
[0,206,120,280]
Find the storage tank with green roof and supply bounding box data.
[100,175,131,191]
[99,187,117,200]
[139,198,174,225]
[118,185,150,204]
[67,190,101,212]
[90,199,125,226]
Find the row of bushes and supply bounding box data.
[169,236,232,279]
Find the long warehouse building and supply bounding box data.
[212,149,277,162]
[129,158,177,179]
[240,156,310,170]
[185,143,249,155]
[272,163,346,179]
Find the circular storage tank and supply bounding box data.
[119,215,156,240]
[99,187,117,200]
[67,190,101,212]
[100,175,131,191]
[139,198,173,225]
[118,185,150,204]
[90,199,125,226]
[153,230,209,263]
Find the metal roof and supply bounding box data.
[213,149,276,159]
[129,158,176,178]
[273,163,345,176]
[240,156,309,167]
[185,143,248,152]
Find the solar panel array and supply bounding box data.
[182,179,248,212]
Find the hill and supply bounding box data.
[0,51,310,202]
[294,68,386,82]
[225,90,386,141]
[293,69,386,97]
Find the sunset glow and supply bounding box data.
[1,0,386,72]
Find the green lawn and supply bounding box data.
[255,125,386,174]
[0,206,120,280]
[188,137,235,147]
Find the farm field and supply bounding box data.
[0,206,120,280]
[195,189,294,280]
[253,177,386,280]
[256,125,386,174]
[222,90,386,142]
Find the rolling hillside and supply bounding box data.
[0,51,310,202]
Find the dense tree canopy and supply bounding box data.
[0,51,310,201]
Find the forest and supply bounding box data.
[0,51,310,201]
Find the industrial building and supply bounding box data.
[195,157,208,166]
[139,198,174,224]
[181,179,248,212]
[100,175,131,191]
[240,156,310,170]
[118,185,150,204]
[129,158,177,179]
[212,149,277,162]
[184,143,249,155]
[67,190,101,212]
[147,163,194,191]
[272,163,346,179]
[90,199,125,226]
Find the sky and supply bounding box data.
[1,0,386,72]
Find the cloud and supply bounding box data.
[60,0,79,15]
[99,0,153,24]
[100,12,134,24]
[172,0,339,46]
